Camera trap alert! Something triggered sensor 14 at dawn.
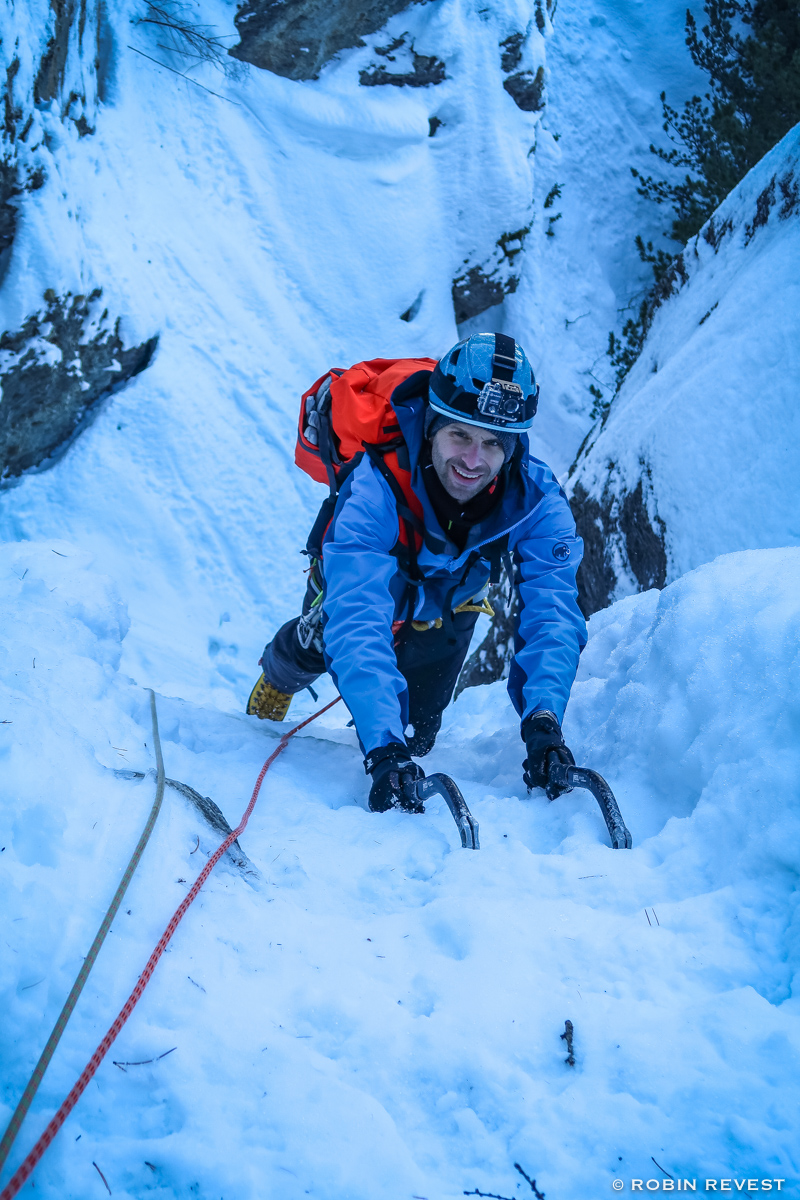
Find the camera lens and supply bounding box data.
[502,397,519,415]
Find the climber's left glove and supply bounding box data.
[364,743,425,813]
[522,710,575,798]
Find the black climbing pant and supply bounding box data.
[260,574,478,757]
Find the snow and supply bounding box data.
[2,543,799,1197]
[2,0,799,1195]
[502,0,707,474]
[0,0,558,710]
[570,121,800,590]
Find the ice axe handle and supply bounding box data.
[548,763,633,850]
[415,774,480,850]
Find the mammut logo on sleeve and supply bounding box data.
[553,542,570,561]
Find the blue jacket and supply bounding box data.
[320,380,587,754]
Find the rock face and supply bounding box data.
[359,36,445,87]
[0,156,19,259]
[503,66,545,112]
[2,55,47,284]
[452,225,530,324]
[500,29,545,112]
[569,478,666,617]
[2,0,104,286]
[0,291,157,477]
[452,266,509,325]
[34,0,77,103]
[456,579,519,696]
[565,123,800,615]
[229,0,433,81]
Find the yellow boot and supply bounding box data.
[246,673,292,721]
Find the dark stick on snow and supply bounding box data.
[514,1163,546,1198]
[112,1047,176,1070]
[561,1019,575,1066]
[93,1162,112,1195]
[463,1190,514,1199]
[651,1157,674,1181]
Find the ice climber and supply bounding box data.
[247,333,587,814]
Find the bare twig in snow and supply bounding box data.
[112,1046,176,1070]
[652,1157,674,1180]
[93,1162,112,1194]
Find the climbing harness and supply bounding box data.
[0,694,341,1200]
[296,569,325,653]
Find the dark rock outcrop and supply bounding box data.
[360,50,445,87]
[452,266,510,325]
[569,478,667,617]
[2,54,47,278]
[229,0,433,81]
[0,290,158,478]
[500,31,545,112]
[503,66,545,112]
[35,0,78,104]
[500,32,524,73]
[0,156,19,258]
[452,225,530,324]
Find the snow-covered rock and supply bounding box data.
[230,0,437,81]
[567,122,800,613]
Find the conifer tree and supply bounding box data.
[633,0,800,242]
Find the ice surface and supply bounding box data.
[1,544,798,1197]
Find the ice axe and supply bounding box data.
[401,773,480,849]
[546,759,632,849]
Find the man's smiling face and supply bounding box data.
[430,421,506,503]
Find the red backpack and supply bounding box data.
[295,357,437,574]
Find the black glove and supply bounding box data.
[522,710,575,798]
[364,743,425,813]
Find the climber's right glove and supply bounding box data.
[522,710,575,799]
[364,743,425,813]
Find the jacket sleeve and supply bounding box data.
[507,489,587,727]
[321,457,411,754]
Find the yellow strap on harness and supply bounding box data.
[410,596,495,632]
[453,596,495,617]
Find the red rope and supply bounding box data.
[0,696,341,1200]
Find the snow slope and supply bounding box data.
[3,0,799,1196]
[501,0,707,472]
[0,0,549,709]
[568,121,800,608]
[0,0,708,704]
[2,541,799,1198]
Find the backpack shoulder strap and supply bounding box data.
[363,441,425,582]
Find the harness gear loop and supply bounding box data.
[296,565,325,653]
